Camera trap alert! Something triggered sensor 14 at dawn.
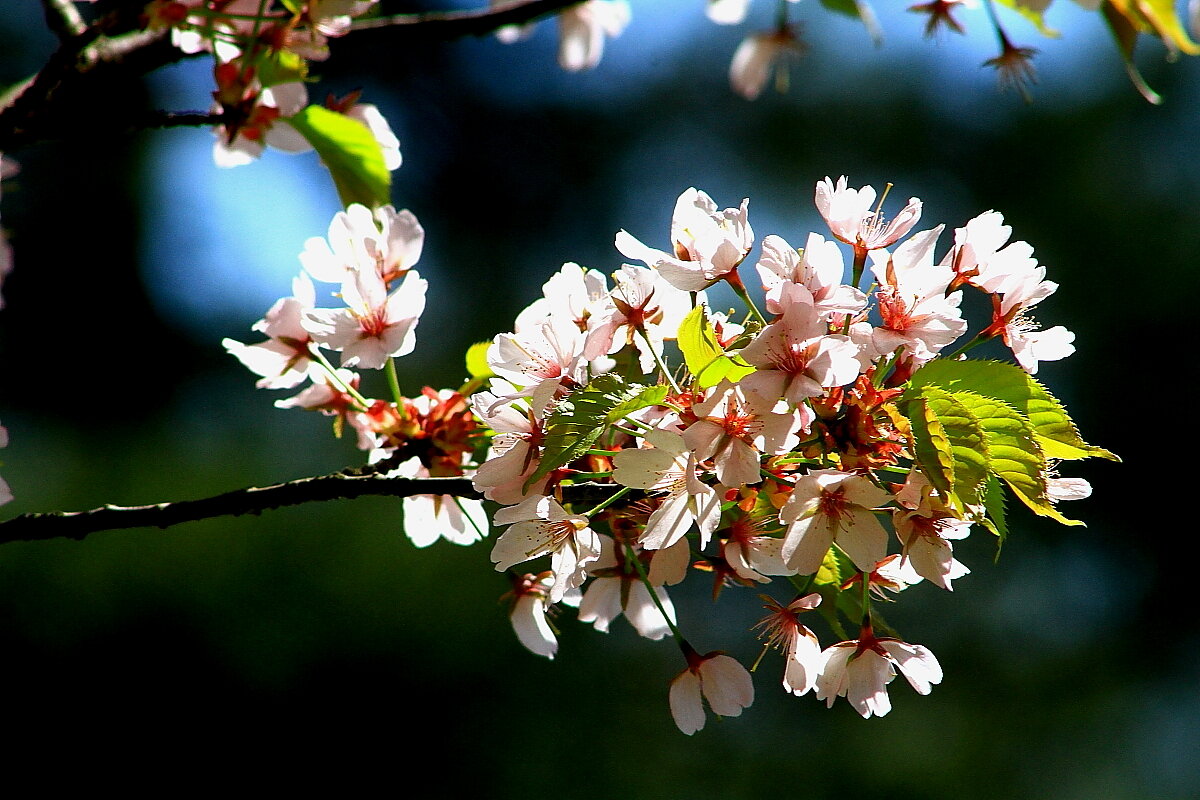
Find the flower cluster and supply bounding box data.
[228,176,1113,734]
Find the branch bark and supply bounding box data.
[0,0,587,152]
[0,472,628,545]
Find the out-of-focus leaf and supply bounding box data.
[1107,0,1200,54]
[1101,1,1165,104]
[995,0,1061,37]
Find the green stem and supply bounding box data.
[582,486,631,519]
[860,569,872,627]
[638,328,682,394]
[385,358,404,406]
[309,346,372,409]
[725,271,768,327]
[625,542,686,645]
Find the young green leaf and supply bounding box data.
[285,105,391,210]
[677,305,754,389]
[902,385,990,515]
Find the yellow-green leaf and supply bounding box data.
[677,305,754,389]
[909,359,1118,462]
[465,341,494,380]
[903,386,990,515]
[1106,0,1200,55]
[995,0,1061,37]
[285,105,391,210]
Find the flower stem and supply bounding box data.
[725,270,768,327]
[638,328,682,394]
[309,346,372,409]
[582,486,631,518]
[385,357,404,406]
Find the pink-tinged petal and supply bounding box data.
[879,640,943,695]
[835,508,889,573]
[814,644,854,707]
[511,594,558,659]
[669,669,706,735]
[490,521,552,572]
[641,491,698,550]
[781,513,837,574]
[846,650,895,718]
[577,576,623,633]
[699,654,754,717]
[783,628,822,696]
[625,582,675,641]
[649,538,691,585]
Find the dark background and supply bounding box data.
[0,1,1195,794]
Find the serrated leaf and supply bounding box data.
[1107,0,1200,55]
[524,375,666,489]
[285,105,391,209]
[952,391,1082,526]
[982,473,1009,556]
[995,0,1061,37]
[909,359,1118,462]
[902,386,990,514]
[677,305,754,389]
[465,341,494,380]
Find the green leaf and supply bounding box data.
[464,341,494,380]
[902,386,990,515]
[1101,2,1164,104]
[812,546,859,640]
[285,105,391,210]
[677,305,754,389]
[908,359,1118,462]
[982,473,1009,556]
[524,375,667,489]
[1106,0,1200,55]
[994,0,1061,37]
[255,48,308,87]
[952,391,1082,526]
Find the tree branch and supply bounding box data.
[0,472,628,545]
[350,0,585,36]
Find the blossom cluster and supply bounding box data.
[226,175,1110,734]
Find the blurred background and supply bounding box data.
[0,0,1196,794]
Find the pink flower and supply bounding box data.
[814,176,922,260]
[223,273,318,389]
[755,232,866,318]
[669,646,755,735]
[778,468,892,574]
[756,593,823,695]
[814,629,942,718]
[303,269,428,370]
[490,495,601,604]
[681,380,800,488]
[615,188,753,292]
[505,572,578,660]
[612,429,722,550]
[577,535,677,640]
[0,422,11,507]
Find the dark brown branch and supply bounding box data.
[350,0,585,36]
[0,472,627,545]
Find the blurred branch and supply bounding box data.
[351,0,585,35]
[0,473,627,544]
[0,0,584,152]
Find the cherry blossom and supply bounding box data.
[682,380,800,488]
[755,232,866,318]
[505,572,580,660]
[738,296,862,408]
[612,429,722,550]
[470,385,550,505]
[223,273,317,389]
[616,188,753,292]
[394,458,488,548]
[301,204,424,286]
[756,593,823,695]
[814,630,943,718]
[0,423,11,506]
[779,468,893,573]
[303,268,428,370]
[584,264,695,374]
[669,647,755,735]
[729,27,805,101]
[557,1,632,71]
[577,535,677,640]
[212,74,312,169]
[815,176,922,263]
[490,495,601,603]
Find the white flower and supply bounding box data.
[490,496,601,603]
[557,0,631,71]
[616,188,753,292]
[778,468,892,573]
[814,632,943,718]
[669,649,755,735]
[814,176,922,258]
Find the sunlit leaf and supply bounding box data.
[902,386,990,515]
[908,359,1118,462]
[995,0,1061,37]
[677,305,754,389]
[1106,0,1200,55]
[285,105,391,209]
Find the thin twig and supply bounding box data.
[0,472,628,545]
